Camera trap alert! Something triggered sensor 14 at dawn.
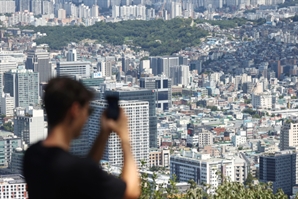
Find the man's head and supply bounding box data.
[44,77,94,138]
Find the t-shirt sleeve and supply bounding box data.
[75,160,126,199]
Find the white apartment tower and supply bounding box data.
[85,100,150,167]
[13,107,46,146]
[280,117,298,150]
[1,93,14,117]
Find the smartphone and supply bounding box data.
[106,95,120,120]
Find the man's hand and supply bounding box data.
[100,111,113,136]
[105,108,130,142]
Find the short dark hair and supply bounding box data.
[44,76,94,128]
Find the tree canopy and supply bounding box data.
[32,18,209,56]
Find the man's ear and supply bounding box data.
[69,102,80,121]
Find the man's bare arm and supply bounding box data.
[88,129,109,163]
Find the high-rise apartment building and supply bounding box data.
[56,61,92,79]
[25,46,51,84]
[98,61,112,77]
[13,107,45,146]
[85,100,149,167]
[16,0,30,12]
[4,67,39,108]
[105,87,157,148]
[251,92,272,109]
[280,117,298,150]
[0,1,15,14]
[0,136,22,167]
[1,93,14,117]
[259,150,298,195]
[31,0,42,15]
[140,75,172,111]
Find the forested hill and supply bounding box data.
[32,18,209,56]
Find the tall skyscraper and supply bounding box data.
[150,56,179,77]
[4,67,39,108]
[259,150,298,195]
[83,100,149,166]
[14,107,46,146]
[105,87,157,148]
[280,117,298,150]
[66,49,77,61]
[25,46,51,84]
[140,75,172,111]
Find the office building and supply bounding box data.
[13,107,46,146]
[0,174,27,199]
[1,93,14,117]
[280,117,298,150]
[9,148,24,174]
[189,60,203,74]
[66,49,77,61]
[85,100,149,167]
[25,46,51,83]
[4,68,39,108]
[170,150,234,194]
[79,76,105,88]
[140,75,172,111]
[150,56,179,77]
[105,87,157,148]
[259,150,298,195]
[56,61,92,79]
[170,65,189,86]
[149,148,170,168]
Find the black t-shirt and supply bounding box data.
[23,141,126,199]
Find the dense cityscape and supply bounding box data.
[1,0,298,198]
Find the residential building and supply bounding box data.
[140,75,172,111]
[149,148,170,168]
[252,92,272,109]
[67,49,77,62]
[1,93,14,117]
[0,174,27,199]
[13,107,45,146]
[232,135,247,147]
[84,100,149,167]
[105,88,157,148]
[4,67,39,108]
[259,150,298,195]
[280,117,298,150]
[0,1,15,14]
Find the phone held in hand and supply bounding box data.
[106,95,120,121]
